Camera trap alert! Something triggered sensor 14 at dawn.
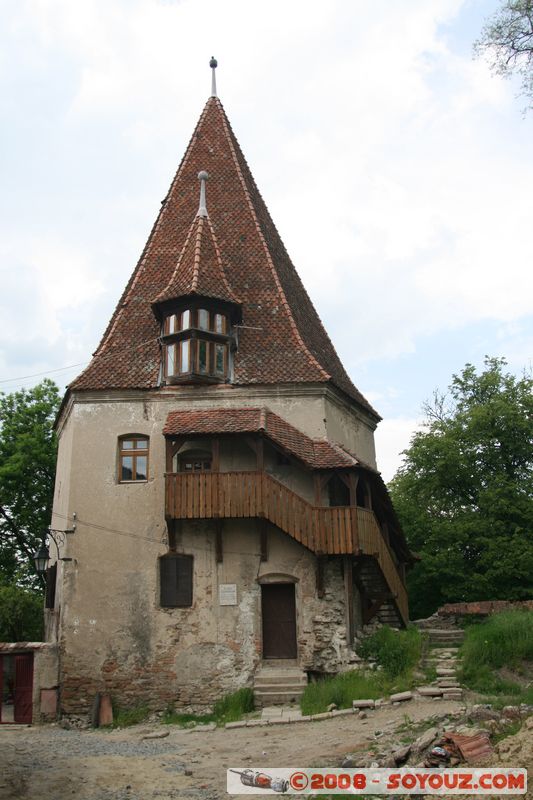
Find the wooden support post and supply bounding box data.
[348,473,359,506]
[256,437,264,471]
[215,520,223,563]
[314,474,322,506]
[166,436,185,472]
[212,438,220,472]
[344,556,354,645]
[259,519,268,562]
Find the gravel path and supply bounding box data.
[0,699,462,800]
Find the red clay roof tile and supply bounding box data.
[162,407,361,470]
[70,97,378,418]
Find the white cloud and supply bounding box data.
[374,416,422,482]
[0,0,531,393]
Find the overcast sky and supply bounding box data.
[1,0,532,480]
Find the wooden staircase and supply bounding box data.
[355,556,404,628]
[166,470,408,626]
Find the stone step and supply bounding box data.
[254,679,307,691]
[254,672,307,685]
[254,689,305,707]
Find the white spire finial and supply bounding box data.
[197,171,209,217]
[210,56,217,98]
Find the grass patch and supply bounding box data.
[213,687,254,723]
[163,687,254,727]
[358,626,423,678]
[300,669,413,716]
[301,627,423,715]
[163,710,217,727]
[459,610,533,703]
[461,610,533,674]
[112,704,150,728]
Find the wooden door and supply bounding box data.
[14,654,33,724]
[261,583,297,659]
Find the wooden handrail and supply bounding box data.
[165,470,408,624]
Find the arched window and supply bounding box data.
[118,436,149,482]
[177,449,212,473]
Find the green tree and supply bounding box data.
[474,1,533,111]
[0,379,60,588]
[389,358,533,620]
[0,583,43,641]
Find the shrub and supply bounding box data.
[357,625,423,678]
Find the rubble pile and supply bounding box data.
[341,704,533,770]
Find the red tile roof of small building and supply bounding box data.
[154,213,239,305]
[162,407,362,470]
[70,96,379,419]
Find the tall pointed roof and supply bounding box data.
[71,91,378,418]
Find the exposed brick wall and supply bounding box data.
[438,600,533,617]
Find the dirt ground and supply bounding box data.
[0,700,464,800]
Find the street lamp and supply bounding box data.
[33,518,76,575]
[33,541,50,574]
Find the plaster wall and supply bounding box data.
[54,389,369,714]
[324,394,378,468]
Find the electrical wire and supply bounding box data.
[0,363,88,385]
[50,508,262,556]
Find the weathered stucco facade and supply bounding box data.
[45,66,412,718]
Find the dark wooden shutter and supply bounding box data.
[175,555,193,607]
[160,555,193,607]
[45,563,57,609]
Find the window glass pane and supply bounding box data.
[135,456,147,481]
[122,440,134,450]
[183,461,193,471]
[198,309,209,330]
[121,456,133,480]
[135,439,148,450]
[214,313,225,333]
[198,340,208,373]
[215,344,225,375]
[180,339,190,373]
[166,344,176,376]
[167,314,177,335]
[181,310,190,330]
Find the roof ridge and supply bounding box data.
[215,99,330,383]
[190,215,203,293]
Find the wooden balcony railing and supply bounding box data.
[165,470,408,624]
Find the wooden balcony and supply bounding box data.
[166,470,408,624]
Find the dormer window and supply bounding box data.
[161,306,232,383]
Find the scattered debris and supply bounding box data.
[142,730,170,740]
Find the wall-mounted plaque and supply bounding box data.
[219,583,237,606]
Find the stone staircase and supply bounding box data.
[253,663,308,708]
[417,622,464,701]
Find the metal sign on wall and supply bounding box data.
[219,584,238,606]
